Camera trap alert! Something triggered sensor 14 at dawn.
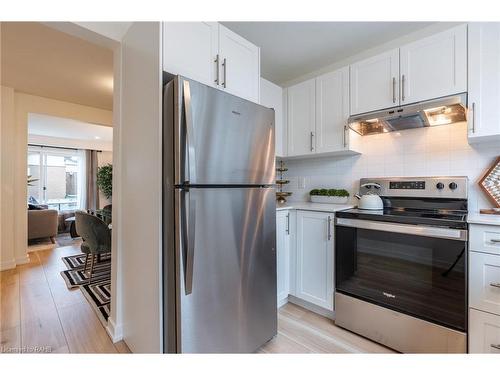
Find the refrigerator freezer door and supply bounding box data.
[174,76,275,186]
[177,187,277,353]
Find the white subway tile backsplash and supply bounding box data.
[281,122,499,213]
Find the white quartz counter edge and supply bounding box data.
[468,212,500,226]
[276,202,355,213]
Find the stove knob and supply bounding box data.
[449,182,458,190]
[436,182,444,190]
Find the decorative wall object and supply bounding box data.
[276,160,292,203]
[478,156,500,213]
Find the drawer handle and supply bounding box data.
[491,344,500,350]
[490,239,500,244]
[490,282,500,288]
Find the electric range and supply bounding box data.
[334,176,468,353]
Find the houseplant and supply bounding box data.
[97,164,113,200]
[309,188,350,204]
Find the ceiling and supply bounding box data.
[1,22,113,110]
[222,22,436,85]
[28,113,113,142]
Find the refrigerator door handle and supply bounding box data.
[183,80,197,184]
[184,188,196,295]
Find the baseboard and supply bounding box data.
[15,254,30,265]
[278,297,289,308]
[106,317,123,343]
[0,259,17,271]
[287,295,335,319]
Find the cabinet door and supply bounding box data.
[276,211,290,305]
[468,23,500,141]
[400,25,467,105]
[470,251,500,316]
[350,49,399,115]
[287,79,316,156]
[219,24,260,103]
[469,308,500,353]
[163,22,218,87]
[260,78,284,157]
[315,67,350,153]
[295,211,334,310]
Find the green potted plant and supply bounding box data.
[97,164,113,201]
[309,188,350,204]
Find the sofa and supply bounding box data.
[28,208,58,243]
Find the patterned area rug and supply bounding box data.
[61,253,111,324]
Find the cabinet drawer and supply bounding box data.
[469,308,500,353]
[470,224,500,255]
[470,251,500,315]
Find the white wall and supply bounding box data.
[260,78,284,157]
[28,134,113,152]
[282,122,498,213]
[0,86,113,270]
[0,86,20,270]
[120,22,162,353]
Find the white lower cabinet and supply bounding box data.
[469,308,500,353]
[294,210,334,310]
[276,210,292,305]
[469,222,500,352]
[470,251,500,315]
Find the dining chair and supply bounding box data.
[75,211,111,283]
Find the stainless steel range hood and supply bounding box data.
[348,93,467,136]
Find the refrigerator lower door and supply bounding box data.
[177,186,277,353]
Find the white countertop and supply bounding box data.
[276,202,355,213]
[468,212,500,226]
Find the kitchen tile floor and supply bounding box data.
[258,303,396,353]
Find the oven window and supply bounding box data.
[335,225,466,332]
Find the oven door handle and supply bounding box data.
[335,218,467,241]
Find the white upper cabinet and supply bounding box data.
[468,22,500,143]
[287,78,316,157]
[350,49,399,115]
[218,24,260,103]
[260,78,285,157]
[163,22,260,102]
[315,67,350,154]
[295,210,334,310]
[400,25,467,105]
[163,22,219,87]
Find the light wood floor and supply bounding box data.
[259,303,396,353]
[2,238,393,354]
[0,239,130,353]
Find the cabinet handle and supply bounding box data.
[222,57,227,88]
[490,282,500,288]
[286,213,290,235]
[310,131,314,152]
[401,74,406,102]
[327,216,332,240]
[491,344,500,350]
[489,238,500,243]
[471,102,476,134]
[214,54,220,85]
[343,125,348,148]
[392,77,396,103]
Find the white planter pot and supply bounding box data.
[310,196,349,204]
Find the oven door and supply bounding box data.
[335,218,467,332]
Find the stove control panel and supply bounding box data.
[359,177,468,199]
[389,181,426,190]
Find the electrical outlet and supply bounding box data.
[298,177,306,189]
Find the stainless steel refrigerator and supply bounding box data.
[162,75,277,353]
